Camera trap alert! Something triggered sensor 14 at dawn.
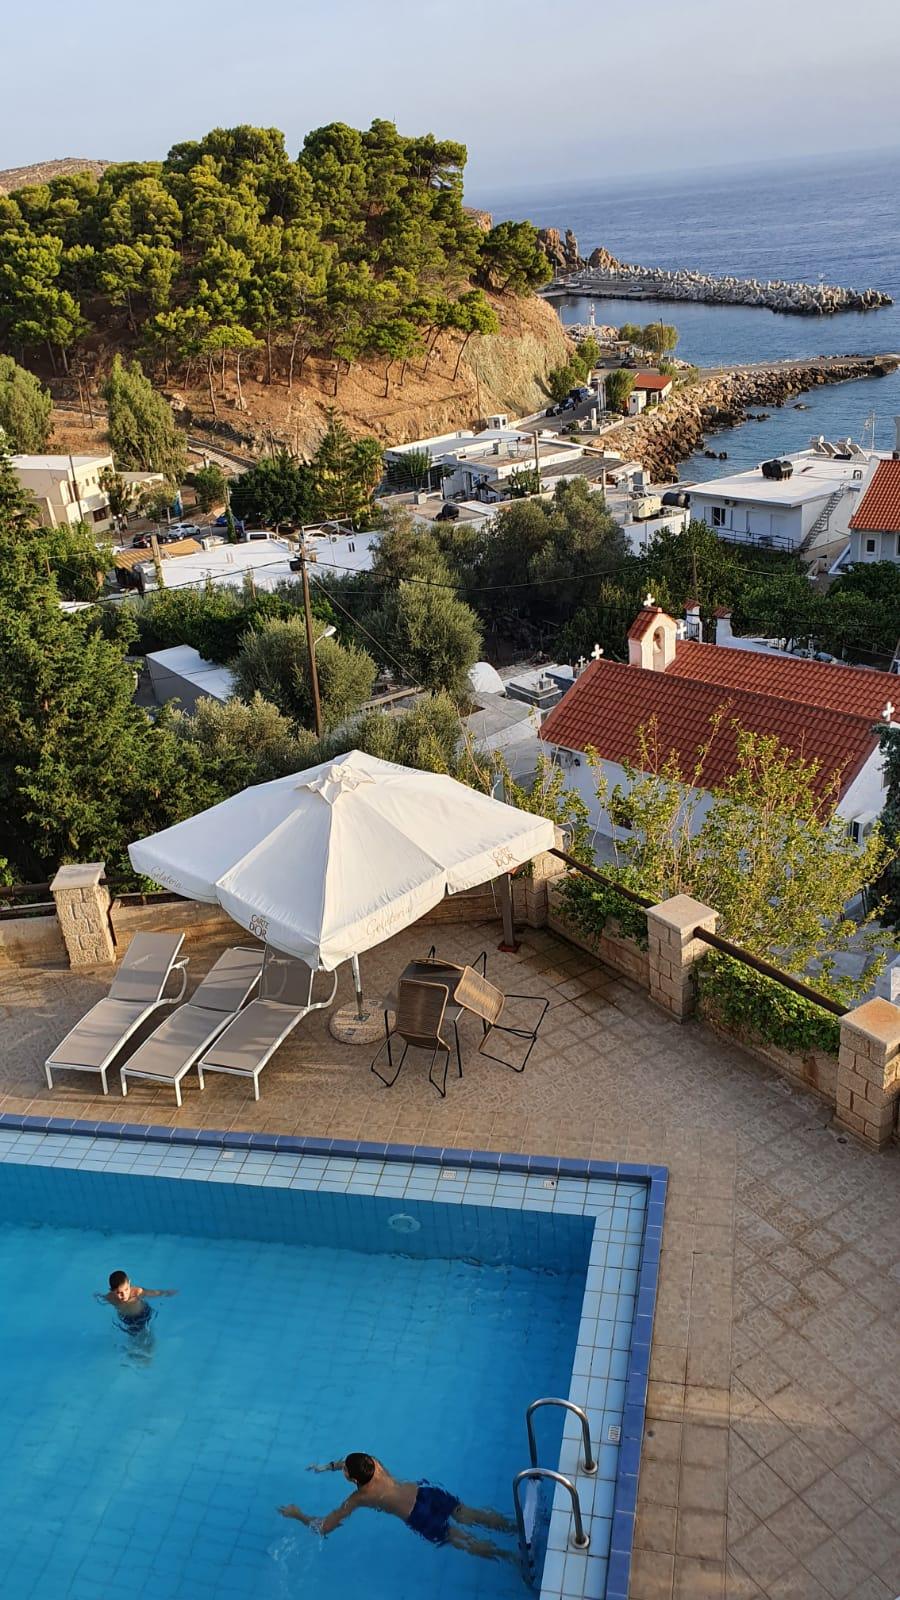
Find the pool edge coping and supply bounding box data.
[0,1112,666,1600]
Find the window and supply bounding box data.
[92,507,108,524]
[865,537,877,555]
[711,506,726,528]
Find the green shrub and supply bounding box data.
[696,952,841,1056]
[557,869,649,949]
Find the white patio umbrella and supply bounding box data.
[128,750,555,1012]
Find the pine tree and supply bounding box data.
[102,354,188,481]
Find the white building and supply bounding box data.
[146,645,235,710]
[12,452,114,533]
[384,426,585,503]
[685,437,888,563]
[626,373,674,417]
[539,602,897,843]
[128,530,379,594]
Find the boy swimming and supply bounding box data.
[278,1453,517,1562]
[96,1270,177,1335]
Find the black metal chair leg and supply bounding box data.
[428,1046,450,1098]
[478,995,550,1075]
[453,1020,463,1078]
[372,1037,407,1089]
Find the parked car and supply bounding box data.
[214,514,246,532]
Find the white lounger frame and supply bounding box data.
[197,970,339,1101]
[44,961,189,1096]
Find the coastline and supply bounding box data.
[593,354,899,480]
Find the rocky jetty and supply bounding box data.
[598,355,899,480]
[550,261,891,315]
[536,229,891,315]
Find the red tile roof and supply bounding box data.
[670,639,896,720]
[539,657,881,801]
[849,458,900,533]
[633,372,672,391]
[626,605,665,642]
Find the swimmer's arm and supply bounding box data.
[307,1459,344,1473]
[93,1292,112,1304]
[141,1288,178,1298]
[278,1493,361,1535]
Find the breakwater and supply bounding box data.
[541,262,891,316]
[597,354,899,479]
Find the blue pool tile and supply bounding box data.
[605,1549,631,1599]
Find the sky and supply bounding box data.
[2,0,899,196]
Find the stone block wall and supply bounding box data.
[836,999,900,1149]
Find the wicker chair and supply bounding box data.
[371,978,462,1098]
[455,966,549,1075]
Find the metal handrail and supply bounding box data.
[691,926,846,1017]
[513,1468,589,1552]
[526,1397,596,1474]
[550,850,846,1018]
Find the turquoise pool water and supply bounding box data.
[0,1130,657,1600]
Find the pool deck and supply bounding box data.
[2,919,899,1600]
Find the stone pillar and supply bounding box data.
[50,863,116,968]
[647,893,718,1020]
[835,999,900,1150]
[523,849,568,929]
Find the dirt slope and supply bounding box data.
[50,292,571,460]
[0,157,112,193]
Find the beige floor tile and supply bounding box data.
[802,1534,875,1599]
[765,1499,833,1561]
[673,1554,726,1598]
[729,1524,796,1587]
[679,1463,727,1515]
[676,1509,726,1561]
[635,1502,678,1554]
[630,1547,676,1599]
[732,1460,794,1521]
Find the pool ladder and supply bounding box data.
[513,1398,596,1575]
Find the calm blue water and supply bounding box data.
[475,149,900,478]
[0,1173,595,1600]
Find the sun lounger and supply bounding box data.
[119,946,265,1106]
[44,932,189,1095]
[196,948,338,1101]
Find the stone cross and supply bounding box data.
[576,656,587,674]
[643,592,655,607]
[591,643,604,660]
[883,701,895,722]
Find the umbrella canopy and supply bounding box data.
[128,750,555,970]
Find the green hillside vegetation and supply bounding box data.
[0,122,549,394]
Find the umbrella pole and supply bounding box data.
[351,953,365,1020]
[498,872,520,953]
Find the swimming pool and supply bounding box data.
[0,1117,665,1600]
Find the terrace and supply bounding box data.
[2,904,898,1600]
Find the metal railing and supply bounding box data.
[526,1398,597,1475]
[513,1468,589,1554]
[550,849,847,1018]
[0,883,54,921]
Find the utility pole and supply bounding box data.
[532,430,541,491]
[149,533,166,590]
[68,454,86,524]
[298,537,323,738]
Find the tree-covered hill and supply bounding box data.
[0,122,550,408]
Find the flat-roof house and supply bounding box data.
[847,458,900,566]
[539,603,897,842]
[12,452,114,533]
[626,373,674,416]
[384,427,585,503]
[686,438,885,561]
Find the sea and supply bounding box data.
[473,148,900,480]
